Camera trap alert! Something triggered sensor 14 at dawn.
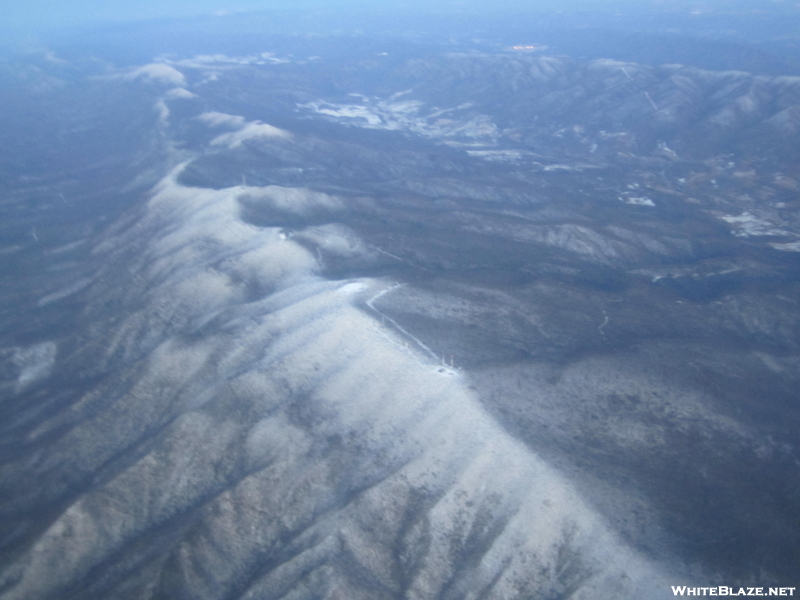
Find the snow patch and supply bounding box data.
[300,97,500,145]
[197,112,247,129]
[120,63,186,86]
[165,87,197,99]
[37,278,92,306]
[211,122,289,148]
[721,212,792,237]
[13,342,57,393]
[620,196,656,207]
[770,240,800,252]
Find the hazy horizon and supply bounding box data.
[5,0,800,47]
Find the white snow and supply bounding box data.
[299,97,500,146]
[13,342,57,393]
[121,64,186,86]
[620,196,656,206]
[720,212,792,237]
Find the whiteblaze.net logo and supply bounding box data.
[672,587,796,597]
